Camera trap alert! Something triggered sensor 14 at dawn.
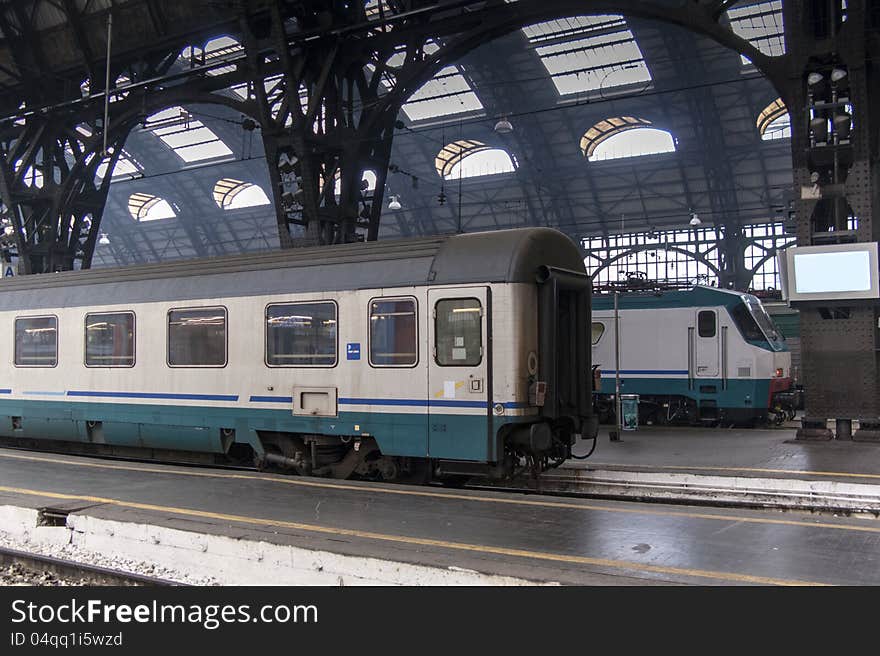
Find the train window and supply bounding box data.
[369,297,418,367]
[591,322,606,345]
[85,312,135,367]
[167,307,227,367]
[730,303,766,343]
[266,301,337,367]
[698,310,716,338]
[435,298,482,366]
[14,316,58,367]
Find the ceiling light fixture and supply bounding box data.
[98,233,110,245]
[388,195,401,210]
[689,212,701,227]
[494,115,513,134]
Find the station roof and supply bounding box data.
[0,1,793,267]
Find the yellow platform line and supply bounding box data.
[1,450,879,535]
[0,483,827,587]
[587,462,880,480]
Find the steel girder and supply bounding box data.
[779,0,880,433]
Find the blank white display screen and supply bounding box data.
[794,251,872,294]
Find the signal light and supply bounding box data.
[775,368,784,378]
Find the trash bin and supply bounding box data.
[620,394,639,430]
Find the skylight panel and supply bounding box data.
[401,66,483,121]
[727,1,785,63]
[522,15,651,96]
[384,41,483,122]
[96,151,141,181]
[180,36,244,76]
[144,107,233,163]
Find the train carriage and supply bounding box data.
[0,227,596,481]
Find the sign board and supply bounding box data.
[779,242,880,301]
[346,343,361,360]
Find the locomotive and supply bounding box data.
[591,286,795,426]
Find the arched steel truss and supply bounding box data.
[0,0,787,273]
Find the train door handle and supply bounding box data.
[469,378,483,393]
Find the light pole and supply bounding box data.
[612,289,622,441]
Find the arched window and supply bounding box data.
[581,117,675,161]
[128,193,176,222]
[213,179,271,209]
[435,140,516,180]
[757,98,790,140]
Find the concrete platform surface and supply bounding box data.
[2,447,880,586]
[553,425,880,513]
[569,425,880,484]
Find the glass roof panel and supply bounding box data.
[383,41,483,122]
[522,15,651,96]
[144,106,233,163]
[95,151,142,181]
[727,1,785,63]
[180,36,244,77]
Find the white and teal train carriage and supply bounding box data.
[0,227,596,482]
[591,286,793,426]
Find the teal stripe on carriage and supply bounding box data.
[600,370,688,376]
[596,376,772,409]
[0,397,523,462]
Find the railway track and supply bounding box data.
[0,546,182,586]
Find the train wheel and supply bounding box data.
[395,460,432,485]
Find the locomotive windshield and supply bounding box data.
[730,296,785,351]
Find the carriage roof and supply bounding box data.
[592,285,754,311]
[0,227,584,311]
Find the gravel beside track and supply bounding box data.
[0,533,218,586]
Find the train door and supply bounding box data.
[694,308,719,377]
[426,287,490,461]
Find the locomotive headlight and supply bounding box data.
[775,368,784,378]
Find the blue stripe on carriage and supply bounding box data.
[53,392,522,410]
[67,390,239,402]
[0,389,12,394]
[248,395,527,409]
[600,370,689,376]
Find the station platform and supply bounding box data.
[558,423,880,514]
[2,445,880,586]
